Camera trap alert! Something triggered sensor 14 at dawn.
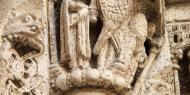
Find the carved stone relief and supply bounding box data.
[0,0,49,95]
[165,1,190,94]
[50,0,166,94]
[1,0,190,95]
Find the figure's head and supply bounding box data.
[130,13,148,39]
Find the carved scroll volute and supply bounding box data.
[0,0,49,95]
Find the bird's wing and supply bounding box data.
[98,0,132,24]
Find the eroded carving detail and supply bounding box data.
[2,0,190,95]
[0,0,49,94]
[50,0,165,94]
[0,12,46,95]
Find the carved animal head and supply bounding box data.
[1,12,44,60]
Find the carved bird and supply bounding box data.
[93,0,134,55]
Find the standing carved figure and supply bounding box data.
[61,0,91,70]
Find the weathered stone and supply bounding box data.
[1,0,190,95]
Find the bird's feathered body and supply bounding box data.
[97,0,133,24]
[94,0,135,55]
[93,0,148,83]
